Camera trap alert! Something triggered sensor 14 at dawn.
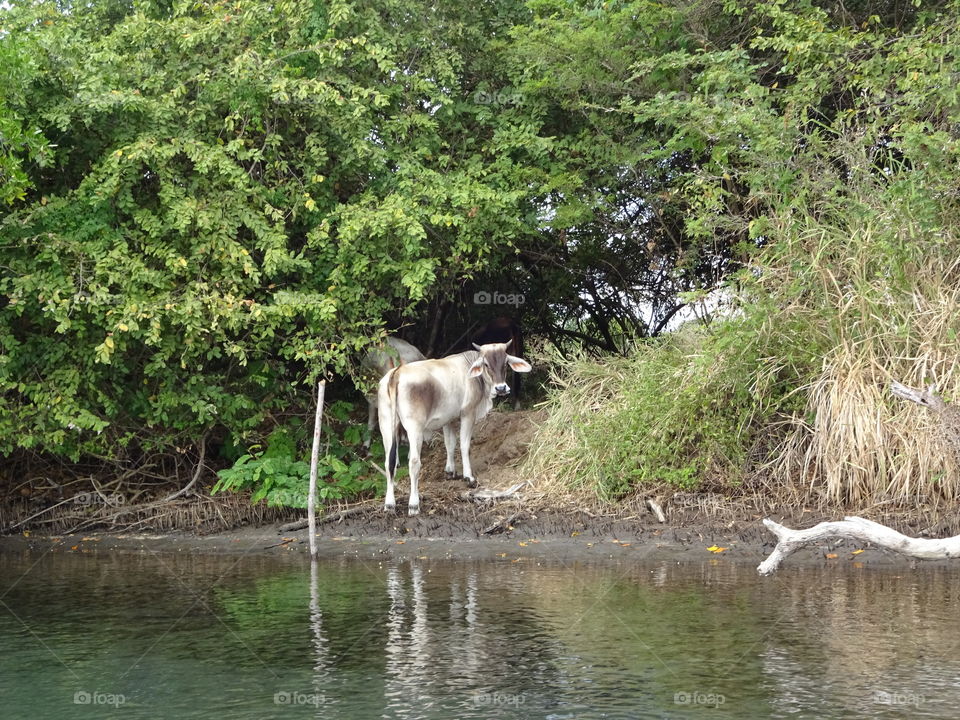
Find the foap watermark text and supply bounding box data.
[474,90,522,106]
[874,690,925,708]
[73,690,126,708]
[674,690,725,708]
[473,290,524,307]
[274,690,325,707]
[473,691,525,707]
[73,491,126,507]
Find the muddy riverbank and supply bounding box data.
[0,501,949,574]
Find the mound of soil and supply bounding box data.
[414,408,545,492]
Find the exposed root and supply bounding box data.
[2,491,295,535]
[279,501,380,533]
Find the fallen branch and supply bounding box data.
[4,496,81,532]
[890,380,945,411]
[646,497,666,523]
[758,516,960,575]
[264,537,300,549]
[278,502,377,533]
[462,481,526,502]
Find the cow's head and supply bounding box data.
[469,341,532,397]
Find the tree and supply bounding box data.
[0,0,540,463]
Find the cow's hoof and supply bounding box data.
[384,502,396,513]
[445,470,459,479]
[465,476,478,489]
[408,506,420,517]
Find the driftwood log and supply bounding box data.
[890,380,947,412]
[757,516,960,575]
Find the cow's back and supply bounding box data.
[392,352,490,431]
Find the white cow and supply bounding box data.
[378,342,532,515]
[361,336,426,450]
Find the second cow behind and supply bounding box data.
[377,341,531,515]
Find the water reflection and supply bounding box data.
[383,563,433,716]
[1,550,960,719]
[308,560,330,707]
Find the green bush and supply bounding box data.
[0,0,537,463]
[212,402,382,508]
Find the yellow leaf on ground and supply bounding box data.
[826,553,838,559]
[706,545,727,553]
[851,549,865,555]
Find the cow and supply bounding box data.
[361,336,426,450]
[378,341,532,515]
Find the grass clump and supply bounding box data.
[524,187,960,515]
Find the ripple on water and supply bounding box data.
[1,552,959,719]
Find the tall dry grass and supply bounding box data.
[762,221,960,512]
[521,200,960,518]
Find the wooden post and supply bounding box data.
[307,380,326,559]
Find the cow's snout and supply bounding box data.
[494,383,511,397]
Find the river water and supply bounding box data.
[1,549,958,719]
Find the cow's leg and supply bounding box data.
[406,426,424,516]
[384,469,396,513]
[384,475,396,512]
[442,423,457,477]
[459,414,478,488]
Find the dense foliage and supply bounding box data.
[520,0,960,506]
[4,0,960,510]
[0,0,539,461]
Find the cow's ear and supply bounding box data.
[469,357,485,377]
[506,356,532,373]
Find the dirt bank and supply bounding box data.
[0,499,949,574]
[2,410,955,571]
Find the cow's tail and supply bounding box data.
[383,369,402,478]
